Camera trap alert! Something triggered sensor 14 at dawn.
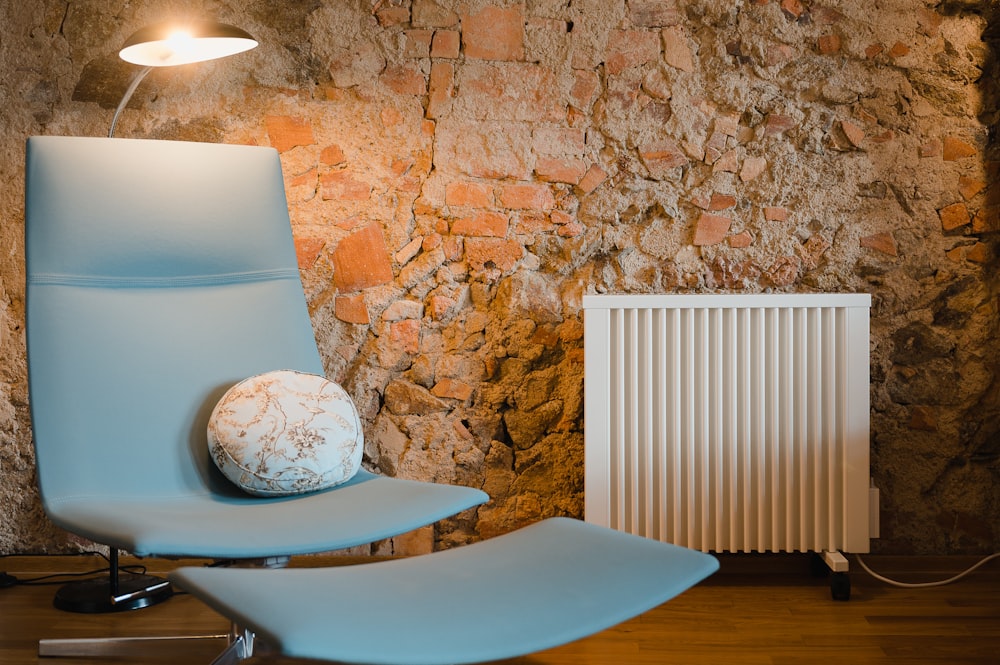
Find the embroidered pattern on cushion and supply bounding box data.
[208,370,363,496]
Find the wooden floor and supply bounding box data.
[0,553,996,664]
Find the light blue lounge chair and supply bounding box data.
[25,136,717,663]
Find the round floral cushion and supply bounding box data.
[207,370,363,496]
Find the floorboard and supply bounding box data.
[0,553,996,664]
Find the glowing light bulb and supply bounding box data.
[166,30,194,52]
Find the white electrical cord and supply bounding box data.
[855,552,1000,588]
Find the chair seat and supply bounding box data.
[48,470,487,558]
[169,517,719,665]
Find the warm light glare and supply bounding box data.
[165,29,195,55]
[118,21,257,67]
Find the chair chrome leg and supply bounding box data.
[211,625,271,665]
[210,635,249,665]
[39,635,230,658]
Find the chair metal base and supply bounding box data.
[53,572,173,613]
[39,635,230,659]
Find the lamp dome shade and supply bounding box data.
[119,21,257,67]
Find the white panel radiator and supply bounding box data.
[583,293,873,555]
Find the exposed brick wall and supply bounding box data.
[1,0,999,555]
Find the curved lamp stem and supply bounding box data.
[109,66,152,138]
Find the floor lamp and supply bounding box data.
[109,20,257,137]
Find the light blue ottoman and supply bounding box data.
[170,517,718,664]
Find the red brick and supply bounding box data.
[577,164,608,194]
[431,378,474,401]
[640,139,688,178]
[390,319,421,354]
[690,194,712,209]
[919,139,941,158]
[463,6,524,61]
[715,112,740,137]
[376,6,410,27]
[938,203,970,231]
[839,120,865,148]
[535,156,587,184]
[703,131,728,164]
[780,0,805,19]
[465,237,524,272]
[404,29,433,58]
[288,168,316,198]
[320,170,371,201]
[423,233,443,251]
[569,70,600,109]
[390,156,414,178]
[557,221,584,237]
[643,70,672,101]
[766,43,795,67]
[382,65,426,95]
[499,183,555,210]
[629,0,684,27]
[693,213,732,246]
[854,107,878,125]
[550,210,573,226]
[860,232,898,256]
[452,211,509,237]
[713,149,739,174]
[764,206,788,221]
[865,43,884,59]
[446,181,493,207]
[515,211,554,235]
[814,7,845,24]
[427,294,456,320]
[764,113,796,136]
[765,256,800,287]
[442,236,463,261]
[427,61,454,118]
[294,237,325,270]
[395,237,422,265]
[265,115,314,152]
[966,242,990,263]
[728,231,754,248]
[870,129,894,143]
[972,206,1000,233]
[413,0,458,28]
[740,155,767,182]
[943,136,976,161]
[432,30,461,58]
[662,26,695,72]
[606,30,661,75]
[708,193,736,210]
[333,223,394,292]
[335,294,370,324]
[958,176,986,200]
[818,34,841,54]
[917,8,943,37]
[889,41,910,58]
[320,144,346,166]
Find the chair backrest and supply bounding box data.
[25,136,324,503]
